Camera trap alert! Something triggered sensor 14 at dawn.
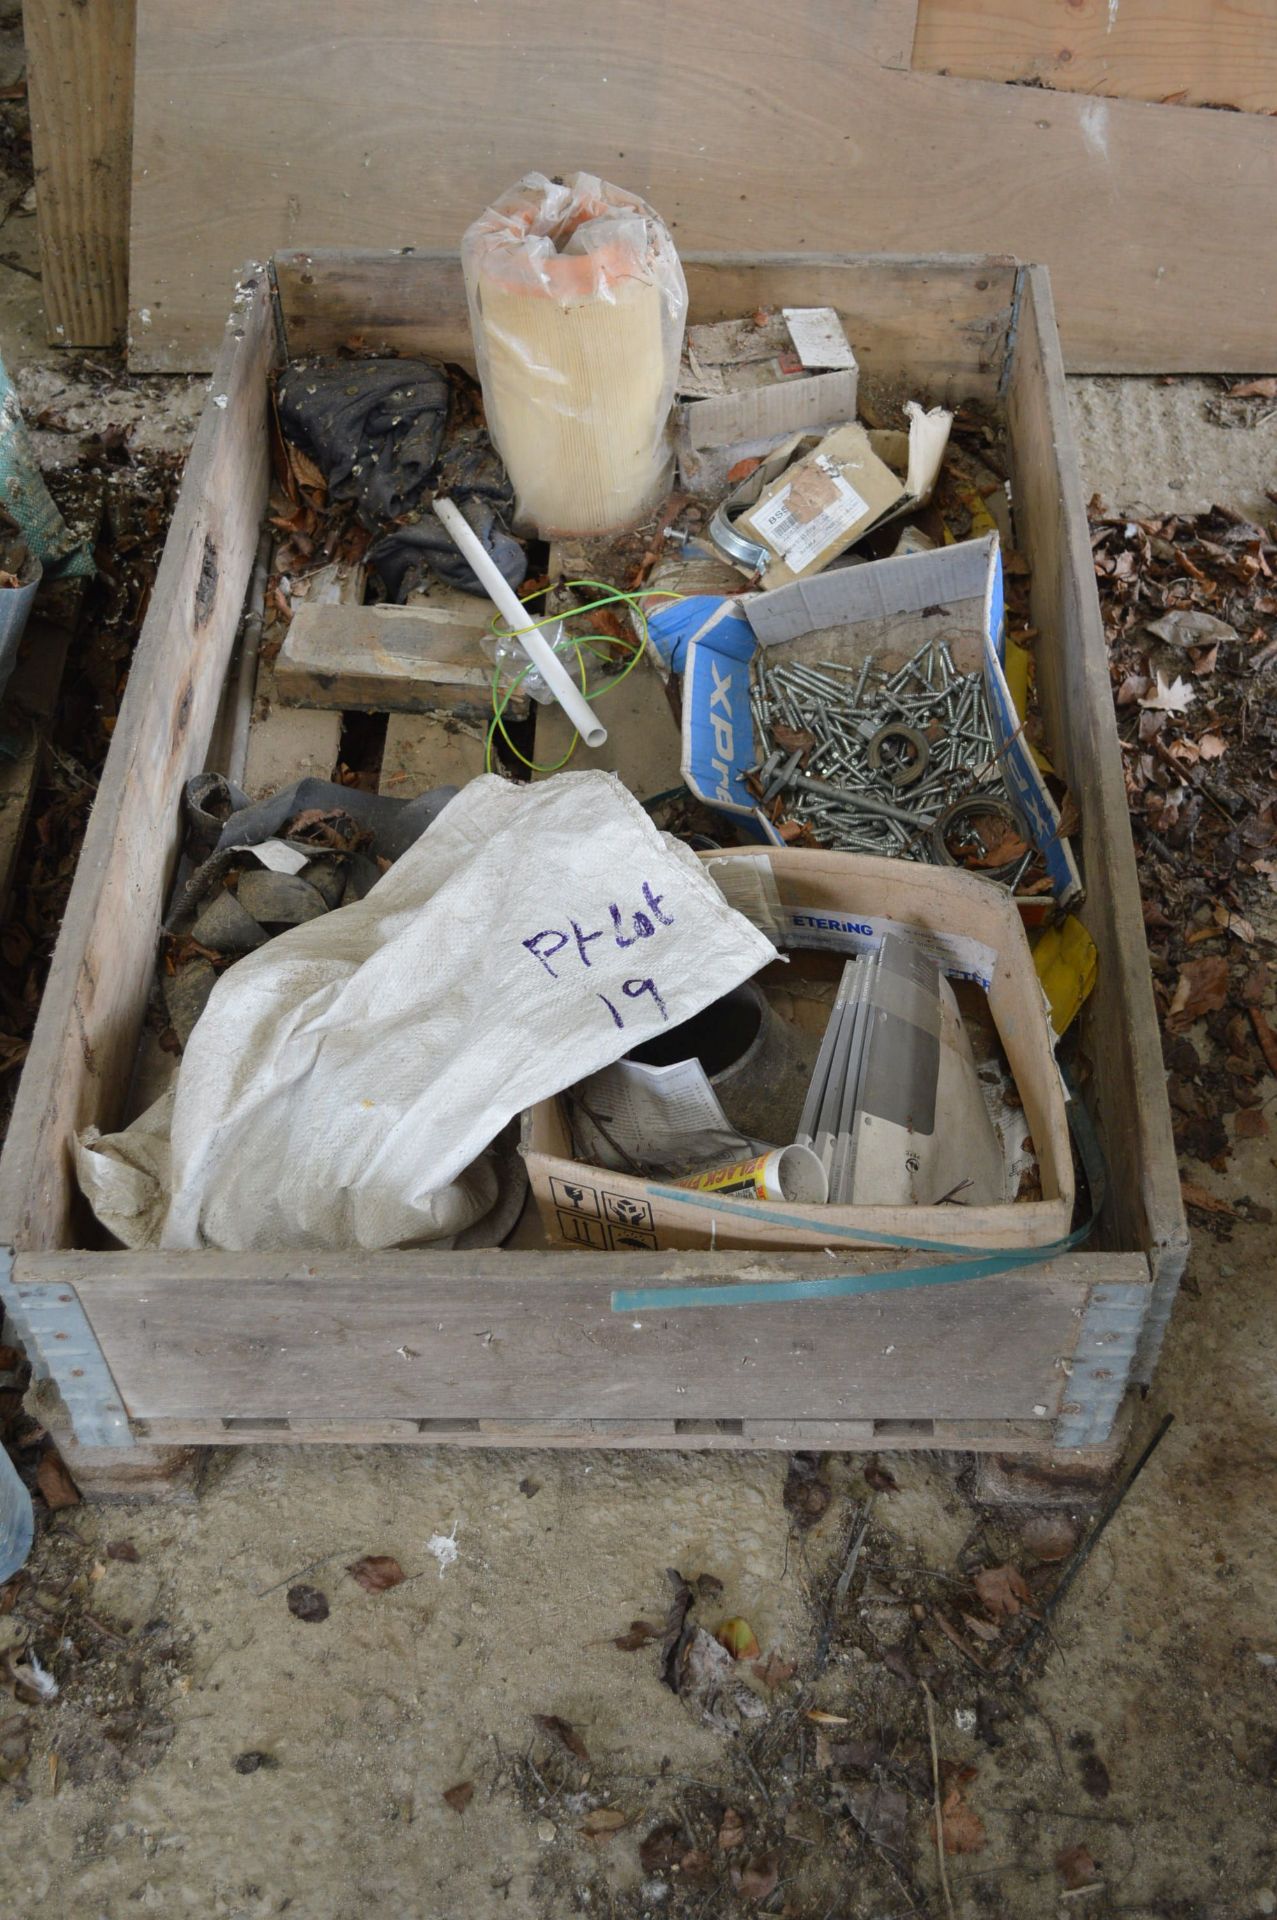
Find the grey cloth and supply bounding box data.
[366,492,526,602]
[209,777,456,864]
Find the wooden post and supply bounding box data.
[24,0,135,347]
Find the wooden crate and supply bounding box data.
[0,252,1186,1479]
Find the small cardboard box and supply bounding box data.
[735,408,951,587]
[672,532,1083,908]
[523,846,1074,1257]
[676,307,858,449]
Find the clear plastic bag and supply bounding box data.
[462,172,687,538]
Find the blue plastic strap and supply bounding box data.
[611,1068,1104,1313]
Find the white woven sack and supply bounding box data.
[79,772,774,1252]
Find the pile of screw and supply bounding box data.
[746,637,1035,885]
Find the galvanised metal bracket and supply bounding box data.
[1054,1281,1147,1450]
[0,1248,134,1448]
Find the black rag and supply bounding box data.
[275,357,449,526]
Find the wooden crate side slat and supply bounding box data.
[270,250,1019,403]
[12,1248,1149,1428]
[0,272,277,1251]
[1004,265,1187,1377]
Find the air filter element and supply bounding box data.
[462,172,687,537]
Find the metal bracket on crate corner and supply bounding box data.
[0,1249,134,1448]
[1052,1282,1147,1450]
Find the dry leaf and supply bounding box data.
[1227,377,1277,400]
[934,1786,987,1855]
[1115,672,1149,706]
[1138,670,1196,713]
[718,1806,747,1850]
[1079,1751,1111,1799]
[534,1714,589,1763]
[972,1563,1032,1620]
[639,1823,685,1873]
[771,723,817,756]
[1168,955,1230,1029]
[864,1457,899,1493]
[752,1651,797,1690]
[106,1540,141,1563]
[679,1848,715,1886]
[1021,1515,1077,1563]
[35,1452,80,1511]
[1145,609,1236,649]
[961,1611,1002,1643]
[732,1851,780,1903]
[286,1584,329,1623]
[1250,1007,1277,1076]
[1198,731,1228,759]
[1188,643,1218,675]
[580,1808,628,1839]
[347,1554,405,1593]
[1056,1843,1099,1888]
[614,1619,662,1652]
[442,1780,474,1815]
[1180,1180,1239,1217]
[806,1708,853,1725]
[783,1453,831,1529]
[716,1617,761,1661]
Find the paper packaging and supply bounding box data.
[735,407,951,588]
[676,307,858,475]
[673,532,1083,911]
[523,846,1075,1256]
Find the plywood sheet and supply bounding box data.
[130,0,1277,373]
[913,0,1277,114]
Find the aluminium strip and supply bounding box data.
[1052,1281,1147,1450]
[0,1250,134,1448]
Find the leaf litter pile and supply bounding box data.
[1092,499,1277,1230]
[464,1456,1133,1917]
[0,442,184,1134]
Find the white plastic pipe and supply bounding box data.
[432,498,607,749]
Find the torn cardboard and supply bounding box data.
[675,307,858,491]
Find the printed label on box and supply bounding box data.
[602,1192,655,1232]
[550,1175,600,1218]
[556,1209,608,1249]
[748,458,869,572]
[606,1223,660,1252]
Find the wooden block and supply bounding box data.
[26,0,134,346]
[241,655,342,799]
[276,599,529,719]
[378,710,487,795]
[531,656,683,802]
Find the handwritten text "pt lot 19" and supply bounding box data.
[521,883,674,1029]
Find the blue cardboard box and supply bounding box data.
[661,533,1081,905]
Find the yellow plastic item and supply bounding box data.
[1033,915,1098,1036]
